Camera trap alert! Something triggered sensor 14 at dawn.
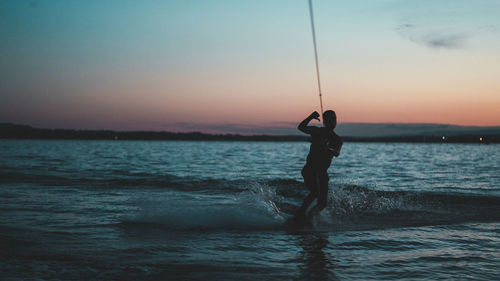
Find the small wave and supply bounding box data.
[3,169,307,195]
[9,167,497,231]
[293,185,500,231]
[327,185,500,216]
[122,184,287,231]
[1,171,70,186]
[121,183,500,233]
[97,175,303,194]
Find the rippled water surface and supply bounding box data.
[1,140,499,280]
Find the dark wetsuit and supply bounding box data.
[300,127,342,213]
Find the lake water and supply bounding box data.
[1,140,499,280]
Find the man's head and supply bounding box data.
[323,110,337,129]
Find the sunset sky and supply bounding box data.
[1,0,499,131]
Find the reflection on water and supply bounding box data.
[296,232,338,281]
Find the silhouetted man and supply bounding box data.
[294,110,343,221]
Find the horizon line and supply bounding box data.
[2,122,500,133]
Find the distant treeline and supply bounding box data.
[0,123,498,143]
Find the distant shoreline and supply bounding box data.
[0,123,498,143]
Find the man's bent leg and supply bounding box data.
[295,165,319,217]
[307,171,329,219]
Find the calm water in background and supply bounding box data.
[1,140,499,280]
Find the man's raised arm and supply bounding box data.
[298,111,320,134]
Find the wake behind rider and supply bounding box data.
[295,110,343,220]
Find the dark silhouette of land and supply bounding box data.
[0,123,498,143]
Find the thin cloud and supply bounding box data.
[396,23,469,50]
[421,32,468,49]
[478,24,499,33]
